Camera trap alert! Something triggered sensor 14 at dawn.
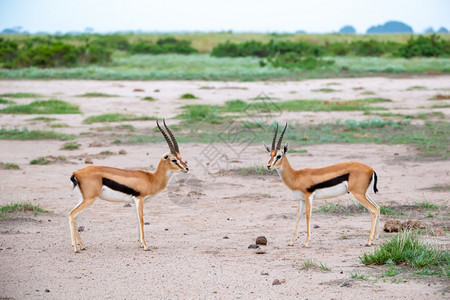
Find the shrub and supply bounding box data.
[131,36,197,54]
[350,40,387,56]
[398,34,450,58]
[0,99,80,114]
[267,53,334,70]
[0,38,19,68]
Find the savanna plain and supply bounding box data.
[0,75,449,299]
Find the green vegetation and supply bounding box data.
[180,93,198,99]
[274,98,389,112]
[429,94,450,101]
[294,259,330,272]
[0,202,49,217]
[61,142,80,150]
[50,123,69,128]
[77,92,118,97]
[311,88,340,93]
[380,206,402,216]
[30,157,50,165]
[83,113,157,124]
[0,92,42,98]
[360,231,448,277]
[142,96,156,101]
[236,164,275,176]
[0,99,80,114]
[0,162,20,169]
[0,128,74,140]
[30,116,58,121]
[178,105,222,124]
[0,98,15,104]
[130,36,197,54]
[350,273,369,281]
[414,201,439,210]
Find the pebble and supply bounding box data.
[124,203,132,207]
[255,248,265,254]
[313,225,320,229]
[84,157,93,164]
[260,271,269,275]
[45,289,50,293]
[340,280,351,287]
[272,279,281,285]
[223,236,229,239]
[256,236,267,245]
[248,244,260,249]
[119,149,127,155]
[77,226,85,232]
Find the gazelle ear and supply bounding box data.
[263,143,271,153]
[283,142,289,155]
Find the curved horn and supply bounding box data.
[163,119,179,153]
[276,123,288,150]
[271,123,278,150]
[156,120,175,154]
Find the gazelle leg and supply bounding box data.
[288,199,305,246]
[352,192,380,246]
[303,196,313,247]
[134,197,149,251]
[367,193,380,241]
[68,197,96,253]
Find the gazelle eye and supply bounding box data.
[277,155,281,159]
[171,159,177,163]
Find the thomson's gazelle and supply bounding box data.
[69,120,188,252]
[264,123,380,247]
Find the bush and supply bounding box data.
[398,34,450,58]
[350,40,387,56]
[267,53,335,70]
[0,38,19,68]
[131,36,197,54]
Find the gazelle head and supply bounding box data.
[264,122,289,171]
[157,120,189,173]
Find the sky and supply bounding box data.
[1,0,449,34]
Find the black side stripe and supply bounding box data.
[70,174,78,188]
[102,177,141,197]
[307,173,349,193]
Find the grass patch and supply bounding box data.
[50,123,69,128]
[30,117,58,121]
[311,88,340,93]
[83,113,157,124]
[294,259,330,272]
[406,86,427,91]
[77,92,118,97]
[178,105,222,124]
[61,142,80,150]
[0,162,20,170]
[380,206,402,216]
[142,96,156,101]
[350,273,369,281]
[0,100,80,114]
[414,201,439,210]
[268,98,390,112]
[30,157,50,165]
[0,93,42,98]
[0,202,49,217]
[180,93,199,100]
[0,128,74,140]
[236,164,274,176]
[360,231,449,277]
[0,98,16,105]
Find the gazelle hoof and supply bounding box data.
[144,247,151,251]
[287,242,294,247]
[74,249,80,253]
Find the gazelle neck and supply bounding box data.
[278,156,297,191]
[153,158,175,189]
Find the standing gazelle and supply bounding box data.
[69,120,188,252]
[264,123,380,247]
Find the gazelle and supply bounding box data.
[68,120,188,253]
[264,123,380,247]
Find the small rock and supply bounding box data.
[133,88,145,92]
[280,278,286,283]
[45,289,50,293]
[256,236,267,245]
[144,222,150,225]
[340,281,351,287]
[384,219,401,232]
[272,279,281,285]
[313,225,320,229]
[88,142,102,147]
[165,228,169,231]
[223,236,229,239]
[154,89,160,93]
[85,157,93,164]
[255,248,265,254]
[248,244,260,249]
[119,149,127,155]
[77,226,85,232]
[260,271,269,275]
[124,203,132,207]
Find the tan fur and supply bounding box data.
[267,149,380,247]
[69,152,188,253]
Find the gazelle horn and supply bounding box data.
[271,123,279,150]
[156,120,175,154]
[276,123,288,150]
[163,119,180,153]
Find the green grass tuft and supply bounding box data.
[61,142,80,150]
[30,117,58,121]
[142,96,156,101]
[0,162,20,170]
[0,202,49,217]
[414,201,439,210]
[0,100,80,114]
[30,157,50,165]
[83,113,157,124]
[311,88,340,93]
[360,231,449,277]
[0,98,16,105]
[0,128,74,140]
[178,105,222,124]
[77,92,118,97]
[0,93,42,98]
[180,93,198,99]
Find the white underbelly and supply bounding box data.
[312,181,348,200]
[99,185,136,203]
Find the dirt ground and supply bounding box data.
[0,77,449,299]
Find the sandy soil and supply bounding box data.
[0,77,449,299]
